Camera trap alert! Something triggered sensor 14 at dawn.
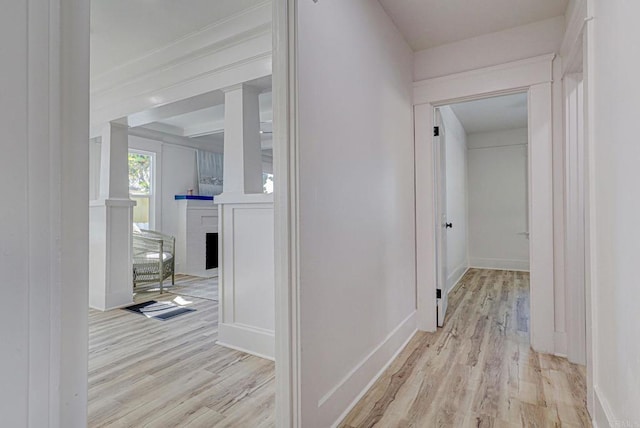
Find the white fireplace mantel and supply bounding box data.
[175,196,219,278]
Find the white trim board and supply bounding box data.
[1,0,90,425]
[414,54,557,355]
[468,258,530,272]
[215,325,276,362]
[447,264,469,293]
[272,0,301,426]
[328,313,417,428]
[448,267,470,295]
[593,386,615,428]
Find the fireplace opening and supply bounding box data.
[206,232,218,270]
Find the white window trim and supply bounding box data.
[128,137,164,231]
[129,148,158,230]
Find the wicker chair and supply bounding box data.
[132,229,175,294]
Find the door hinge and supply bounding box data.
[433,126,440,136]
[436,289,442,299]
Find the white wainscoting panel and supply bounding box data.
[217,199,275,359]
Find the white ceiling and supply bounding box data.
[449,93,528,134]
[151,90,272,137]
[378,0,569,51]
[159,105,226,136]
[90,0,263,75]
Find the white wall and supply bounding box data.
[414,16,565,81]
[297,1,416,426]
[467,128,530,271]
[440,107,469,291]
[588,0,640,425]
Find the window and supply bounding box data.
[263,172,274,194]
[129,151,154,230]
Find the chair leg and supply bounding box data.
[159,277,164,294]
[172,271,175,285]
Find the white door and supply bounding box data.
[434,109,449,327]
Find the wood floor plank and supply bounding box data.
[340,269,591,428]
[88,276,275,427]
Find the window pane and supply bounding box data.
[263,173,274,194]
[132,196,150,230]
[129,152,152,196]
[129,151,153,230]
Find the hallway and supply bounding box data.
[341,269,590,427]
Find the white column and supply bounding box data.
[89,121,136,311]
[215,83,275,359]
[221,83,263,195]
[99,121,130,199]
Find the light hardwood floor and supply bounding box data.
[341,269,591,428]
[88,276,275,427]
[169,274,219,301]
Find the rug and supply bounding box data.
[123,300,196,320]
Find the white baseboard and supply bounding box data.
[322,311,417,428]
[215,340,274,362]
[177,267,219,278]
[217,323,275,360]
[447,264,469,294]
[469,257,530,271]
[89,291,134,312]
[594,386,615,428]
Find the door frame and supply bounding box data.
[414,54,557,354]
[433,108,449,327]
[564,73,587,366]
[272,0,301,426]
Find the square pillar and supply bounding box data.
[221,84,263,196]
[215,84,275,359]
[89,122,135,310]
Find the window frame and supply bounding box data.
[128,149,156,230]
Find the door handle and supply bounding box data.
[445,223,453,229]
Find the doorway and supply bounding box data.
[433,93,530,327]
[414,55,556,354]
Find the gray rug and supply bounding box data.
[123,300,196,320]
